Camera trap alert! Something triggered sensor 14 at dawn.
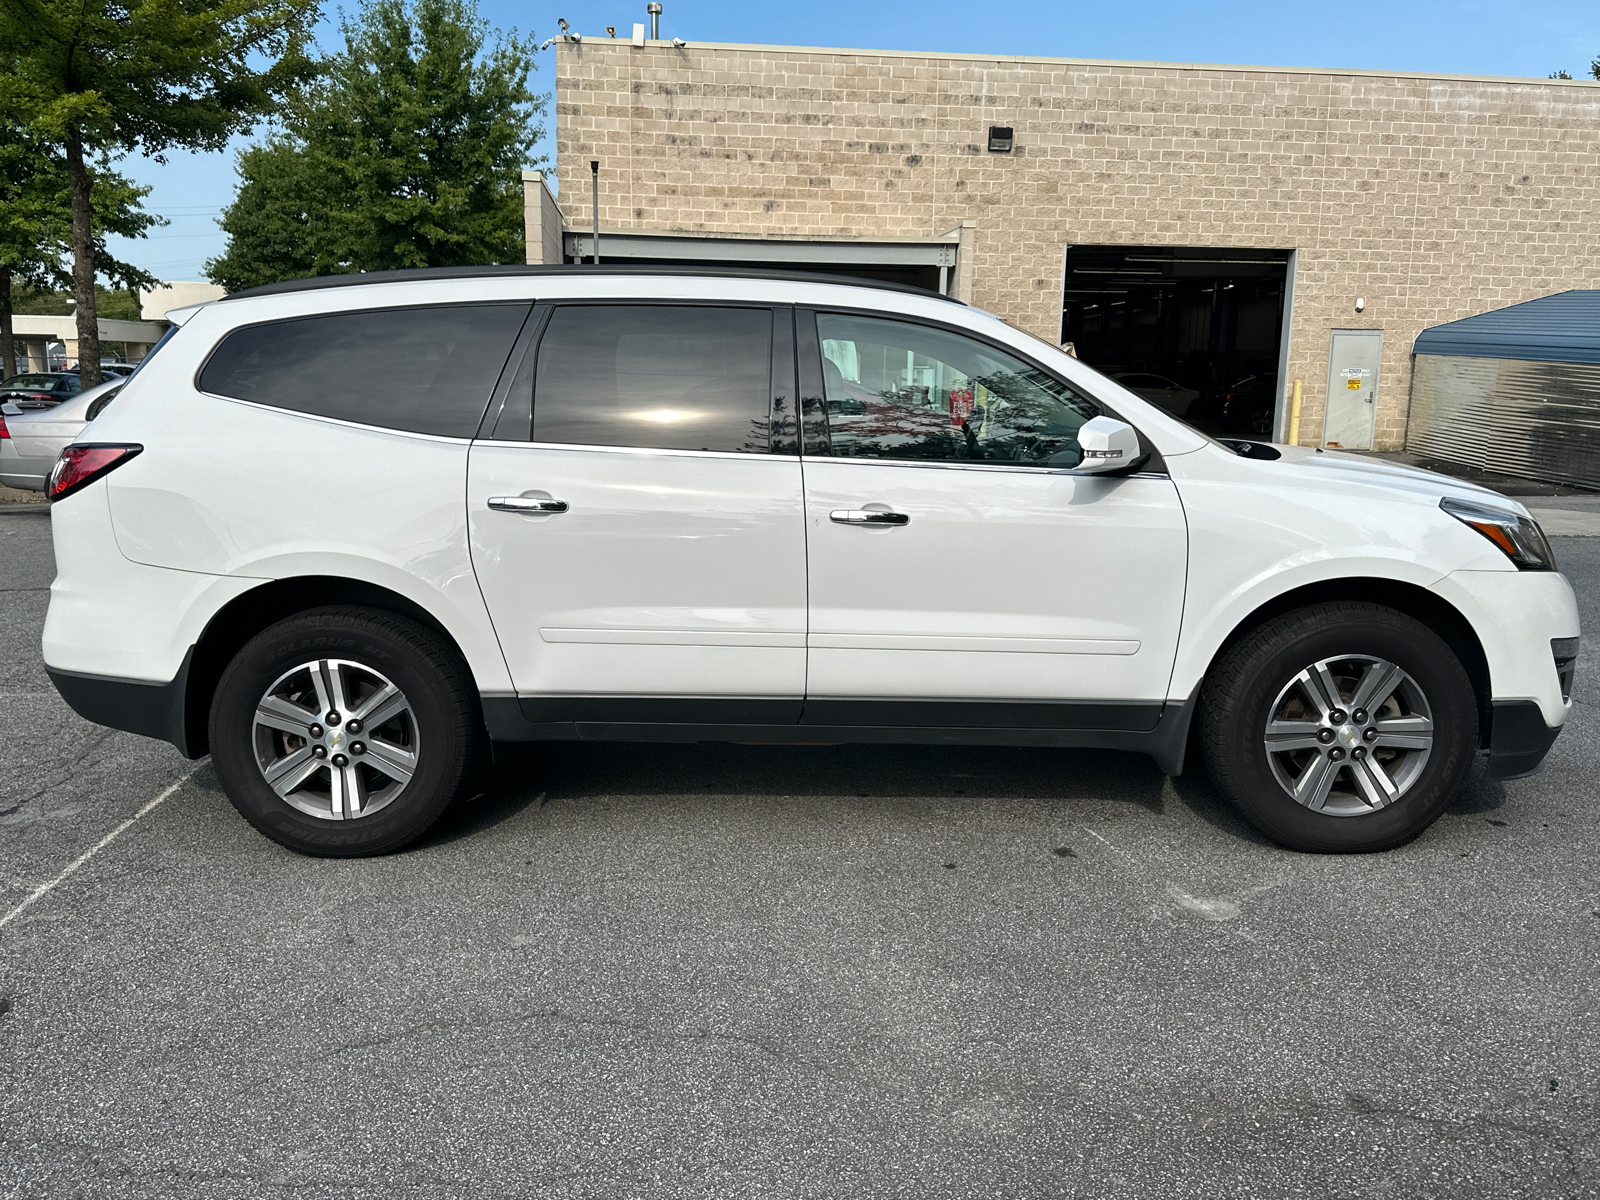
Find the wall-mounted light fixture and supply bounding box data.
[987,126,1014,153]
[1355,297,1366,313]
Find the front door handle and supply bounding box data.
[830,509,909,526]
[488,496,569,514]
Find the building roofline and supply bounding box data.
[563,36,1600,91]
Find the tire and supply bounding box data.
[1200,602,1478,853]
[209,606,480,857]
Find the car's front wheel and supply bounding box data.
[209,606,480,856]
[1200,601,1478,852]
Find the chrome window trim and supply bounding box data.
[787,452,1168,479]
[471,438,801,462]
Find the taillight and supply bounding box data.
[0,416,8,439]
[48,444,142,502]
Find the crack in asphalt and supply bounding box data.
[1166,1089,1589,1178]
[212,1004,870,1115]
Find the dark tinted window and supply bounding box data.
[199,303,531,437]
[814,313,1100,467]
[533,305,772,453]
[86,384,124,421]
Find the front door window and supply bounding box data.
[815,312,1100,467]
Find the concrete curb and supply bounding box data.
[0,504,49,514]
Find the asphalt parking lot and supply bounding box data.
[3,504,1599,1200]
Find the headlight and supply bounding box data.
[1440,496,1556,571]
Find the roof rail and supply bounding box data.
[220,263,964,304]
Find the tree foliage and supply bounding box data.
[0,0,320,157]
[0,0,320,383]
[1549,58,1600,81]
[0,120,161,377]
[206,0,544,290]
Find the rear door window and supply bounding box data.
[198,303,532,437]
[532,305,774,453]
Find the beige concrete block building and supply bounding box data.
[528,36,1600,449]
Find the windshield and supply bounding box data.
[2,374,66,389]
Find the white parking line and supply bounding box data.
[0,766,200,931]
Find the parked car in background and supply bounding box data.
[99,363,139,377]
[0,378,123,491]
[0,372,83,410]
[1215,374,1280,437]
[1106,371,1201,418]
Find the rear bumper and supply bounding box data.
[46,648,198,758]
[1485,699,1563,780]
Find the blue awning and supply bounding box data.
[1413,290,1600,365]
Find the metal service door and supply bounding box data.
[1322,329,1383,449]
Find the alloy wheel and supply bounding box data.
[251,658,419,821]
[1263,654,1434,816]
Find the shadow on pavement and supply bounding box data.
[421,740,1205,848]
[1444,756,1508,814]
[1164,766,1279,848]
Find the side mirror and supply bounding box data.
[1075,415,1145,475]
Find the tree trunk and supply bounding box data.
[64,125,101,389]
[0,266,15,381]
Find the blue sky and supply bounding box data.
[108,0,1600,283]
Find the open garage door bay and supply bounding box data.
[1061,246,1294,439]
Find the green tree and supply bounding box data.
[1549,58,1600,81]
[0,0,319,385]
[0,122,161,378]
[206,0,543,291]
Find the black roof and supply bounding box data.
[221,263,963,304]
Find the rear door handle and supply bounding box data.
[830,509,909,526]
[488,496,569,513]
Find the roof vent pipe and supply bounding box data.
[647,2,661,40]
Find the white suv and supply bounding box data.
[42,267,1579,856]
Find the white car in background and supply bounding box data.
[1106,371,1202,418]
[39,266,1578,859]
[1,378,123,491]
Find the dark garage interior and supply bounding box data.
[1061,246,1292,436]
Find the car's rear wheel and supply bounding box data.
[1200,602,1478,852]
[210,606,480,856]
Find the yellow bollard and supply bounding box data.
[1288,379,1303,445]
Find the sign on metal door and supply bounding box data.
[1322,330,1383,450]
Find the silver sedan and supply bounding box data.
[0,378,124,491]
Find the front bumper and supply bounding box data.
[1485,699,1563,780]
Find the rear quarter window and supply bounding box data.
[197,303,532,437]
